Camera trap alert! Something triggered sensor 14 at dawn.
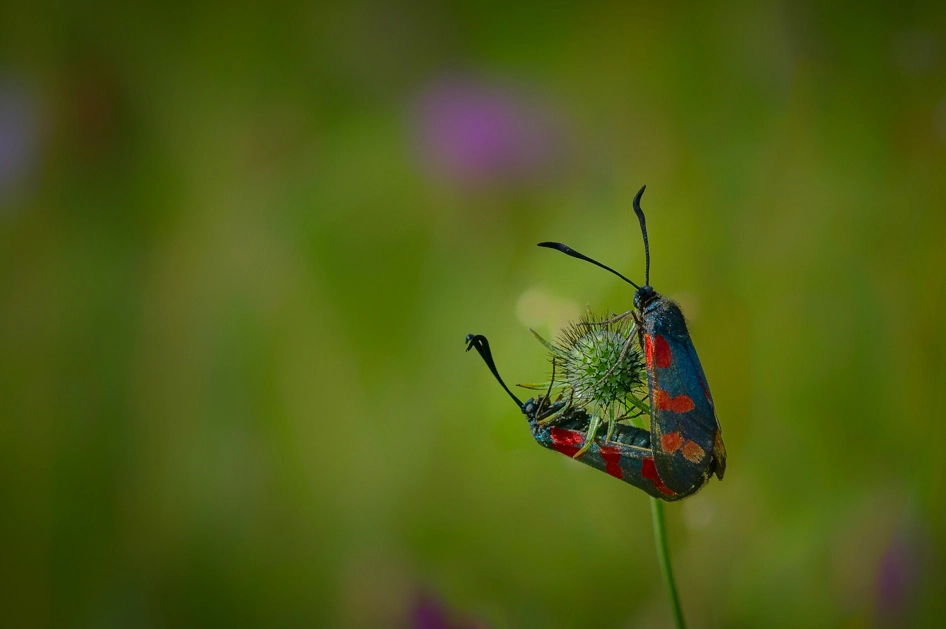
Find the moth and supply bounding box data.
[467,186,726,499]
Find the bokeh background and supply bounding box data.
[2,1,945,627]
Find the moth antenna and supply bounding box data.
[632,185,650,286]
[537,242,641,290]
[465,334,524,408]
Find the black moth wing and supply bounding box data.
[643,298,725,497]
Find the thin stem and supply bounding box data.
[628,407,685,629]
[650,498,686,629]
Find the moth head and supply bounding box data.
[634,285,658,310]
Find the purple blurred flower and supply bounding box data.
[875,522,923,622]
[413,76,563,188]
[412,592,488,629]
[0,76,39,205]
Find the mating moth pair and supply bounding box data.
[466,186,726,500]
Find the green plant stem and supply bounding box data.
[628,405,685,628]
[650,497,686,629]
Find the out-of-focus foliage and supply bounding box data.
[1,1,944,627]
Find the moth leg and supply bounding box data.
[615,400,647,425]
[516,382,559,390]
[535,396,572,427]
[535,358,560,418]
[573,412,602,459]
[537,389,574,426]
[578,309,633,327]
[535,405,567,427]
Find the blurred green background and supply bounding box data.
[2,1,945,627]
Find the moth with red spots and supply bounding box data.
[465,334,679,499]
[466,186,725,500]
[538,185,726,499]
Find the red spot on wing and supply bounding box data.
[644,335,654,370]
[641,458,676,497]
[681,440,706,463]
[654,335,672,369]
[660,431,683,453]
[598,445,624,479]
[655,390,696,413]
[549,427,584,458]
[671,395,695,413]
[655,389,669,409]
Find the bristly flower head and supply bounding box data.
[531,311,647,420]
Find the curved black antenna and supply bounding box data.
[465,334,524,408]
[632,185,650,286]
[537,242,641,290]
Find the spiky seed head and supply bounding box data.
[552,312,646,411]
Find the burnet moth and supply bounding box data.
[466,186,725,500]
[539,185,726,498]
[465,333,676,500]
